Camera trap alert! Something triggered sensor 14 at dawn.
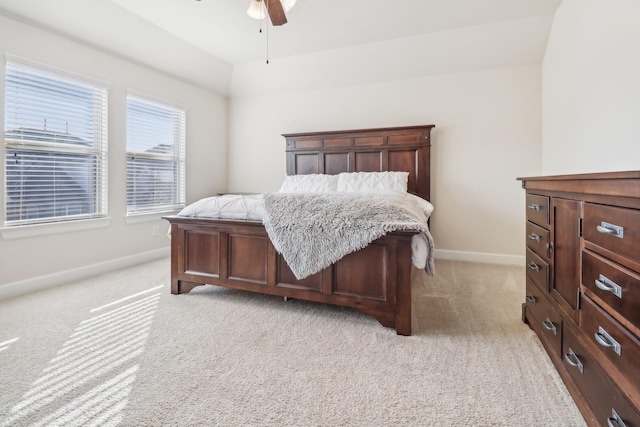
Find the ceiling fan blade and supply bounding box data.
[264,0,287,26]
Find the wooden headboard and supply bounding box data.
[283,125,434,201]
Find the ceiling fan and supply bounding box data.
[247,0,297,26]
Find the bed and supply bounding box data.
[164,125,434,336]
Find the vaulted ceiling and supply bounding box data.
[0,0,563,95]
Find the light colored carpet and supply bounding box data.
[0,258,586,426]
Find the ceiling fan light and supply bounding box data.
[247,0,266,20]
[281,0,297,12]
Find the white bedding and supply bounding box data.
[176,194,264,221]
[177,193,433,222]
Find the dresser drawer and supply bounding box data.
[526,248,549,293]
[525,279,562,358]
[526,194,550,227]
[583,250,640,335]
[580,295,640,400]
[525,278,547,323]
[562,326,640,427]
[526,221,550,260]
[584,203,640,265]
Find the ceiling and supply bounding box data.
[107,0,563,64]
[0,0,563,94]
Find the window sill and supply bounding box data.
[1,217,112,241]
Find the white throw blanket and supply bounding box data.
[262,191,435,279]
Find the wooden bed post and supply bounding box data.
[395,236,413,336]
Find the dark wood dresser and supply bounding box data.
[518,171,640,427]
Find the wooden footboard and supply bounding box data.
[165,216,416,335]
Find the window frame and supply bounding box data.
[3,56,109,227]
[125,92,186,216]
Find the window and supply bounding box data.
[126,95,185,215]
[4,58,108,226]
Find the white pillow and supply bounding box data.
[337,171,409,192]
[278,174,339,193]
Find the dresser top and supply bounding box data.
[518,170,640,183]
[518,170,640,204]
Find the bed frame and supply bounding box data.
[164,125,434,335]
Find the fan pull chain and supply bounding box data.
[265,0,270,63]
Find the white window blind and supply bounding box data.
[126,96,185,214]
[4,59,108,226]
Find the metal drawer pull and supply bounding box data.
[595,274,623,299]
[542,318,557,336]
[528,233,540,242]
[596,222,624,239]
[607,409,626,427]
[594,326,621,356]
[528,262,540,272]
[528,204,541,211]
[564,348,583,374]
[525,293,536,304]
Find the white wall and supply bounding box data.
[542,0,640,174]
[0,14,228,295]
[228,65,542,263]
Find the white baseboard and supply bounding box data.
[0,248,170,301]
[434,249,524,266]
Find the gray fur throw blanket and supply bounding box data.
[262,191,435,279]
